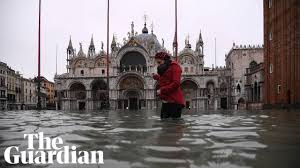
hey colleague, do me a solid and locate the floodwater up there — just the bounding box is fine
[0,109,300,168]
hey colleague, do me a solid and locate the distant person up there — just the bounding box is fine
[153,52,185,119]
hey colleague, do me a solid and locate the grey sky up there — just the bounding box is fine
[0,0,263,81]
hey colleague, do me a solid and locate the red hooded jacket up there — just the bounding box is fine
[153,61,185,106]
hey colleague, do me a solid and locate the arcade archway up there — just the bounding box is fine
[91,79,107,110]
[69,82,86,110]
[181,80,198,109]
[120,51,147,73]
[118,76,145,110]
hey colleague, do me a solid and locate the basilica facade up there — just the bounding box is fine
[54,22,231,111]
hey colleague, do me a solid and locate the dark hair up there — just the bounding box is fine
[155,52,171,60]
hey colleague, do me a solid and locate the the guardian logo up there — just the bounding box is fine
[4,132,104,164]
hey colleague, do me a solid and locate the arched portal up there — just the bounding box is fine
[118,76,145,110]
[238,98,246,110]
[220,82,228,109]
[206,80,216,110]
[120,51,147,72]
[69,82,86,110]
[91,79,107,110]
[181,80,198,109]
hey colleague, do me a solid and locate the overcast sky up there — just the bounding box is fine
[0,0,263,81]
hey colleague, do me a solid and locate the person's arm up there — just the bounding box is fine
[160,64,181,95]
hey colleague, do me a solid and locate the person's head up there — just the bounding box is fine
[155,52,171,65]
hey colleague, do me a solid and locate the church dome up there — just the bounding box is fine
[135,33,162,52]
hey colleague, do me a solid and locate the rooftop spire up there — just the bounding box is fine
[131,21,135,37]
[89,35,95,47]
[198,30,203,43]
[68,36,73,49]
[112,34,116,44]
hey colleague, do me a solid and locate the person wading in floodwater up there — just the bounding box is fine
[153,52,185,119]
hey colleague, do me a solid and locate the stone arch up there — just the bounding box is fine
[119,51,147,72]
[118,76,144,90]
[117,46,150,66]
[220,82,227,94]
[72,57,88,68]
[249,60,258,68]
[90,79,108,110]
[116,74,146,110]
[206,80,216,109]
[115,73,147,90]
[181,79,199,109]
[237,98,246,110]
[94,56,107,67]
[179,54,197,65]
[181,78,200,88]
[206,80,215,88]
[69,82,86,100]
[90,79,107,90]
[68,81,86,91]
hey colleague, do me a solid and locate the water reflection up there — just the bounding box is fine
[0,109,299,168]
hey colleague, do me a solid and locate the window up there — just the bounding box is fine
[236,84,241,93]
[184,67,189,73]
[269,0,272,8]
[269,64,273,74]
[269,31,273,41]
[80,70,84,75]
[102,69,105,75]
[277,85,281,94]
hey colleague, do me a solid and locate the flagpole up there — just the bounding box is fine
[37,0,42,110]
[175,0,178,61]
[106,0,110,108]
[215,37,217,67]
[56,44,58,75]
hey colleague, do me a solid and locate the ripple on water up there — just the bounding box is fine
[143,145,190,152]
[206,131,259,138]
[106,127,162,133]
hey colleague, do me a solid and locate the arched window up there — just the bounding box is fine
[249,61,258,69]
[80,70,84,76]
[236,84,241,93]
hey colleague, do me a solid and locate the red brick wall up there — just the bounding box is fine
[264,0,300,106]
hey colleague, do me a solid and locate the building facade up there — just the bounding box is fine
[22,78,37,109]
[245,62,264,110]
[38,76,55,108]
[6,67,17,110]
[0,62,7,110]
[225,43,264,109]
[264,0,300,107]
[55,22,231,111]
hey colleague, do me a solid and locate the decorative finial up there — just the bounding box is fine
[143,14,148,24]
[162,38,165,48]
[79,43,82,50]
[185,35,191,48]
[131,21,134,37]
[150,21,154,34]
[101,41,104,50]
